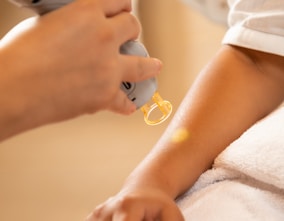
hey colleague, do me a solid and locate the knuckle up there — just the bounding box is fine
[97,26,116,44]
[98,28,115,44]
[86,204,106,220]
[115,195,135,211]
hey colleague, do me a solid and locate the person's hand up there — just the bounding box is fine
[86,188,184,221]
[0,0,162,140]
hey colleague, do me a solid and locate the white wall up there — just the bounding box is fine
[0,1,226,221]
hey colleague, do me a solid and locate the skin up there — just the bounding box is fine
[0,0,162,141]
[86,45,284,221]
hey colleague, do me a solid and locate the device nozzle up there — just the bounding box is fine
[140,92,172,126]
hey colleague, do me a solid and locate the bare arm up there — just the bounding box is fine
[123,45,284,197]
[87,45,284,221]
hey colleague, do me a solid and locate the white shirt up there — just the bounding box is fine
[182,0,284,56]
[223,0,284,56]
[181,0,229,25]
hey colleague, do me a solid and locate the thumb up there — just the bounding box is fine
[108,90,136,115]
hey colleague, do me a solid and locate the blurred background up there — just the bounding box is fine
[0,0,226,220]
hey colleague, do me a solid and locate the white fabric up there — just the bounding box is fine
[223,0,284,56]
[181,0,229,25]
[177,106,284,220]
[182,0,284,56]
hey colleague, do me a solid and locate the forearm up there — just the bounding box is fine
[0,45,51,141]
[121,45,284,199]
[0,25,68,141]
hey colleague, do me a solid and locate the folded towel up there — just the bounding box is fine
[215,106,284,190]
[177,106,284,220]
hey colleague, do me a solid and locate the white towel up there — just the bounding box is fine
[177,106,284,220]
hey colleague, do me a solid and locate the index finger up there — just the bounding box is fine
[119,41,163,82]
[119,56,163,83]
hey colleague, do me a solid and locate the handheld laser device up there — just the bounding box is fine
[9,0,173,125]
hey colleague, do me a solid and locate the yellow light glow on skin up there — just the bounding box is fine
[171,128,190,143]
